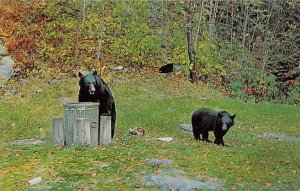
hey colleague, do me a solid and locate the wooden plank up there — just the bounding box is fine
[74,118,91,145]
[99,116,111,145]
[90,120,99,146]
[52,117,65,146]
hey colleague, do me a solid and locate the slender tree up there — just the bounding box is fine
[186,0,197,83]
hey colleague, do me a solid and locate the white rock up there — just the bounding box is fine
[157,137,173,142]
[0,64,13,80]
[114,66,124,71]
[0,45,8,56]
[1,56,14,65]
[28,177,43,186]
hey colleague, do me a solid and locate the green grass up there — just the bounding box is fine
[0,72,299,191]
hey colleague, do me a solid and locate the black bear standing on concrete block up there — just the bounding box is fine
[78,71,116,138]
[191,107,236,146]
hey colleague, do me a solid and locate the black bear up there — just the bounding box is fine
[159,63,174,73]
[191,107,236,146]
[159,63,181,73]
[78,71,116,138]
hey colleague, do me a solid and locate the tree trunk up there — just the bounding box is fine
[187,1,197,83]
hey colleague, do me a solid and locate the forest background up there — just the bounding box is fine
[0,0,299,104]
[0,1,300,191]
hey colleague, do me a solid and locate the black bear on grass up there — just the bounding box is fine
[191,107,236,146]
[159,63,181,73]
[78,71,116,138]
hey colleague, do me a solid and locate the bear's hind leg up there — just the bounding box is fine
[192,126,201,141]
[202,131,212,143]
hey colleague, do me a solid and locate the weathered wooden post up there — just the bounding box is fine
[73,118,91,145]
[99,116,111,145]
[52,117,65,146]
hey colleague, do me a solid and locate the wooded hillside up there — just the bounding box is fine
[0,0,299,104]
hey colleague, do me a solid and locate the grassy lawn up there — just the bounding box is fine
[0,72,299,191]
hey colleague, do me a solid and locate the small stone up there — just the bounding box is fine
[157,137,173,142]
[258,133,300,143]
[94,161,110,169]
[114,66,124,71]
[49,79,61,84]
[1,56,14,65]
[114,66,128,72]
[13,67,21,77]
[146,159,173,166]
[0,45,8,56]
[0,64,13,80]
[167,108,174,113]
[19,79,28,84]
[0,82,5,89]
[12,139,46,145]
[178,124,193,132]
[28,177,43,186]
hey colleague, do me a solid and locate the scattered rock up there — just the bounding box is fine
[49,79,61,85]
[197,175,224,190]
[258,133,300,143]
[157,137,173,142]
[146,159,173,166]
[19,79,28,84]
[0,64,13,80]
[10,87,20,94]
[1,56,14,65]
[114,66,128,72]
[13,67,21,77]
[129,128,145,136]
[11,139,46,145]
[144,173,224,191]
[0,44,8,56]
[33,88,43,94]
[143,159,224,191]
[178,124,193,132]
[158,168,185,175]
[145,174,201,191]
[94,162,110,169]
[114,66,124,71]
[0,82,5,89]
[28,177,43,187]
[166,107,175,113]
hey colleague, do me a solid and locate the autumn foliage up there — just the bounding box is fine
[0,1,299,104]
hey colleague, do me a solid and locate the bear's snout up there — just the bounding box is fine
[221,123,227,131]
[89,85,96,95]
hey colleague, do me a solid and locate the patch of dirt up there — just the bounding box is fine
[11,139,46,145]
[258,133,300,143]
[142,159,224,191]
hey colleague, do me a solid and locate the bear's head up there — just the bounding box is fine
[218,111,236,131]
[78,71,98,95]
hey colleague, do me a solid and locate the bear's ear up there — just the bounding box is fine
[218,112,223,118]
[78,72,83,77]
[231,114,236,119]
[93,71,98,76]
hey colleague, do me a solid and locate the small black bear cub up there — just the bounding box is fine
[159,63,181,73]
[159,63,174,73]
[78,71,116,138]
[191,107,236,146]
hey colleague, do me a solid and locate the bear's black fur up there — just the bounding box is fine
[159,63,181,73]
[191,107,236,146]
[159,63,174,73]
[78,71,116,138]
